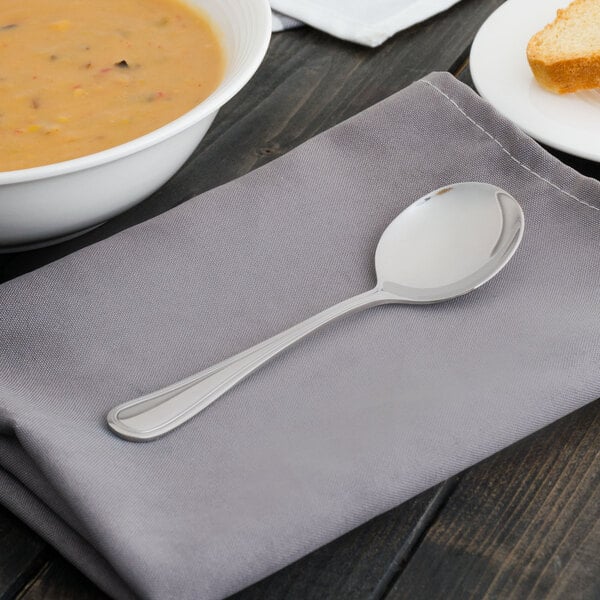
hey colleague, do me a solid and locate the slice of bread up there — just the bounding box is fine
[527,0,600,94]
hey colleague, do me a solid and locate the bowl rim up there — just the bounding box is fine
[0,0,272,185]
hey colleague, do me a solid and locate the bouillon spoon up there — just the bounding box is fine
[108,182,524,441]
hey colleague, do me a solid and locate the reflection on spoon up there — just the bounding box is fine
[107,182,524,441]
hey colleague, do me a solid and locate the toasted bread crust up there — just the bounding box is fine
[528,52,600,94]
[526,0,600,94]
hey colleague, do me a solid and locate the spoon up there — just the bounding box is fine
[107,182,524,441]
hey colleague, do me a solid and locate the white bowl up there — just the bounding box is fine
[0,0,271,251]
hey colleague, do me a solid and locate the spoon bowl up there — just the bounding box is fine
[376,182,524,302]
[108,182,524,441]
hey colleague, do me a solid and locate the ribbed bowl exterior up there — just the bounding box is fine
[192,0,271,107]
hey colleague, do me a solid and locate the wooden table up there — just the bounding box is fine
[1,1,599,598]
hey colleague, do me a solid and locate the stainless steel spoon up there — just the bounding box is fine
[107,182,524,441]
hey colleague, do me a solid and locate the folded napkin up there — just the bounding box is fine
[2,72,600,600]
[271,0,462,46]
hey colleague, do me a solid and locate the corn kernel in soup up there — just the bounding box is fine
[0,0,225,171]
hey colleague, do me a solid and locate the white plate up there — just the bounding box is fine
[471,0,600,162]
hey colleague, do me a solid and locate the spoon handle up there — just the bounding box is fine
[107,288,394,441]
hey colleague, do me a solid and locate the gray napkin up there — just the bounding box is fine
[2,72,600,600]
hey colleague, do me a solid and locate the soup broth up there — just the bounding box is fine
[0,0,225,171]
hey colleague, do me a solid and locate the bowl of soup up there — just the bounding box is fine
[0,0,271,250]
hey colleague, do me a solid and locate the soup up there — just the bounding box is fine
[0,0,225,171]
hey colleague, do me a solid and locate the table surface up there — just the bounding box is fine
[1,1,599,598]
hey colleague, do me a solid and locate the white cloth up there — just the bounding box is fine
[270,0,462,47]
[271,10,303,32]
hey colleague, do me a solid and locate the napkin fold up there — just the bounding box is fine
[2,72,600,600]
[270,0,462,46]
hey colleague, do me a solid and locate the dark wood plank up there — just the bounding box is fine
[10,2,596,600]
[0,506,47,600]
[228,482,456,600]
[0,0,505,285]
[395,63,600,600]
[17,555,108,600]
[385,399,600,600]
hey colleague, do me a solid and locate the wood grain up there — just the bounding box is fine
[386,400,600,600]
[229,482,457,600]
[0,0,505,284]
[0,507,46,600]
[1,1,598,599]
[16,557,108,600]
